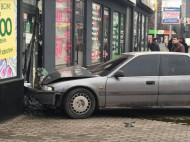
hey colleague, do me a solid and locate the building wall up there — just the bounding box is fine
[0,0,24,121]
[0,79,24,121]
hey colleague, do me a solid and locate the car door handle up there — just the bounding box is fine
[146,81,155,85]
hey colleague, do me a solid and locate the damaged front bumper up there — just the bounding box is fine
[24,87,63,107]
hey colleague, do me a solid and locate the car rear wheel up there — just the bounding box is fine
[64,88,95,119]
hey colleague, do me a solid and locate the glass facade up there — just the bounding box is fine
[75,0,85,66]
[112,12,125,59]
[91,3,102,63]
[120,14,125,54]
[112,12,119,59]
[133,11,148,52]
[103,8,109,62]
[23,0,36,5]
[0,0,17,80]
[55,0,73,67]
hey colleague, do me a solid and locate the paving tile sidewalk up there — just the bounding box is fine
[0,114,190,142]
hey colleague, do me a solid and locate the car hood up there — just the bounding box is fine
[42,66,95,85]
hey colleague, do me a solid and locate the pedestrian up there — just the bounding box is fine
[179,37,189,53]
[172,36,185,53]
[167,38,173,51]
[149,38,160,51]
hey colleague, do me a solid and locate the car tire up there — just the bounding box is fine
[64,88,95,119]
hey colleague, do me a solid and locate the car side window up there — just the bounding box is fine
[120,55,159,76]
[184,56,190,75]
[161,55,188,76]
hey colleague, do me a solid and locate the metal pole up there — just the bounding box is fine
[169,24,172,39]
[154,10,157,38]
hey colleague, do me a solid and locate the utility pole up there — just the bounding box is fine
[154,0,157,38]
[181,0,186,38]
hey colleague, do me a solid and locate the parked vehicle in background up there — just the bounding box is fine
[35,52,190,119]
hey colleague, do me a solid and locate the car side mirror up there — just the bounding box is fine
[114,70,124,78]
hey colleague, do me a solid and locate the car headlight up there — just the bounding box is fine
[42,85,54,91]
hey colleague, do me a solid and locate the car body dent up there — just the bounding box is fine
[46,76,108,107]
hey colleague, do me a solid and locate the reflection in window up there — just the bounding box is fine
[112,12,125,59]
[121,55,159,76]
[133,11,138,51]
[145,17,149,51]
[161,55,188,76]
[75,0,84,66]
[55,0,73,67]
[112,12,119,59]
[141,15,145,51]
[138,13,141,51]
[103,8,110,62]
[120,14,125,54]
[92,3,102,63]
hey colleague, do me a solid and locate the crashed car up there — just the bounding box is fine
[37,52,190,119]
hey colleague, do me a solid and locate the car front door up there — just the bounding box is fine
[106,55,159,107]
[158,55,190,106]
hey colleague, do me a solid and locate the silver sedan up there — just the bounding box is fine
[38,52,190,119]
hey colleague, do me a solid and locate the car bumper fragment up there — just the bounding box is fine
[25,87,61,106]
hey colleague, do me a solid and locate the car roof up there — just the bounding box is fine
[122,52,190,57]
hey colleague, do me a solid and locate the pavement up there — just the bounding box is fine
[1,109,190,142]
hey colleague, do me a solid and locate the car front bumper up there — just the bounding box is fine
[25,87,62,106]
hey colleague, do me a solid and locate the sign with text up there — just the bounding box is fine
[162,8,180,24]
[0,0,16,60]
[162,0,181,8]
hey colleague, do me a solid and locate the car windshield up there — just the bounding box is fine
[91,55,133,76]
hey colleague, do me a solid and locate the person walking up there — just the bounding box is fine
[149,38,160,51]
[179,37,189,53]
[172,37,185,53]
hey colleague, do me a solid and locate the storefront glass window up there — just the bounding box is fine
[138,13,141,51]
[133,11,138,51]
[55,0,73,67]
[92,3,102,63]
[103,8,109,62]
[112,12,119,59]
[120,14,125,54]
[23,0,36,5]
[75,0,84,66]
[0,0,17,80]
[141,14,145,51]
[145,17,149,51]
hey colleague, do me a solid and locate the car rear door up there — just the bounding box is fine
[106,55,159,107]
[158,55,190,106]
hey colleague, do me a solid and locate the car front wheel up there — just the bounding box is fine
[64,88,95,119]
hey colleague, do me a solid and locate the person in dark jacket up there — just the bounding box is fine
[179,37,189,53]
[172,37,185,52]
[149,38,160,51]
[167,38,174,51]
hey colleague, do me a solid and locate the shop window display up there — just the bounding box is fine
[141,15,145,51]
[133,11,138,51]
[112,12,125,59]
[91,3,102,63]
[75,0,84,66]
[120,14,125,54]
[103,8,110,62]
[55,0,73,67]
[112,12,119,59]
